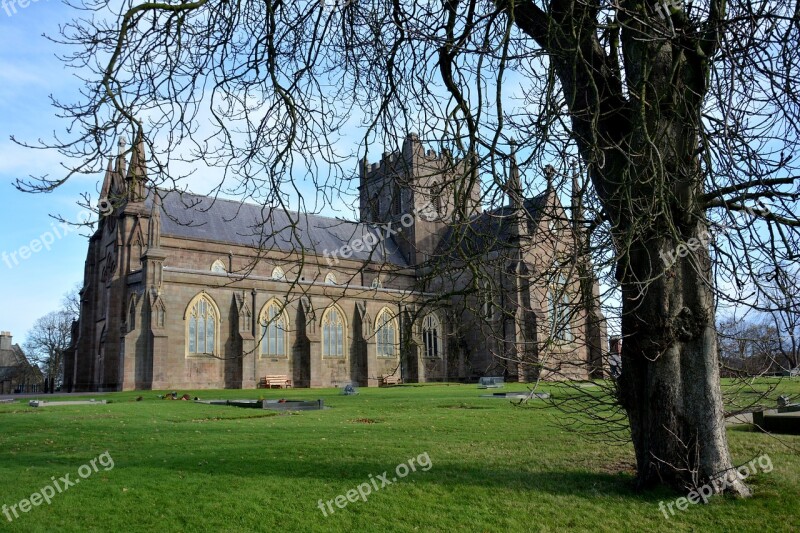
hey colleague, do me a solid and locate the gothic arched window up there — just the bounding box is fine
[422,314,441,358]
[322,305,346,357]
[548,274,573,342]
[431,181,442,215]
[370,193,380,221]
[375,308,398,357]
[260,300,288,357]
[483,280,494,321]
[392,183,402,215]
[186,294,219,356]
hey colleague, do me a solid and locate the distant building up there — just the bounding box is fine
[0,332,44,394]
[66,133,608,391]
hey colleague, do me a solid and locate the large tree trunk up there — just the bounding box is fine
[508,1,749,494]
[616,224,750,495]
[606,27,751,491]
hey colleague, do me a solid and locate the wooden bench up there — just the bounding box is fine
[381,375,402,386]
[259,375,292,389]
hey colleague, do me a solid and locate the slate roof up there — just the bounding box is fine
[0,344,39,382]
[0,344,24,367]
[146,190,409,267]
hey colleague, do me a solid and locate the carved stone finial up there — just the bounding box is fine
[148,193,162,249]
[508,140,522,204]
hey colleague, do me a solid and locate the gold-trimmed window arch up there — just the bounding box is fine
[185,293,220,356]
[322,304,347,358]
[259,299,289,358]
[375,307,398,357]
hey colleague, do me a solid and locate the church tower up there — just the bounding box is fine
[70,127,154,391]
[126,127,148,203]
[358,133,482,265]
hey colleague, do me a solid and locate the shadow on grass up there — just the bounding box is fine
[0,450,658,503]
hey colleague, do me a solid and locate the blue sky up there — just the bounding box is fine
[0,1,609,343]
[0,2,369,342]
[0,1,98,342]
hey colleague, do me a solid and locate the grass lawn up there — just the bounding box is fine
[0,381,798,532]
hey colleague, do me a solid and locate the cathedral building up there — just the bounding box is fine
[64,133,607,391]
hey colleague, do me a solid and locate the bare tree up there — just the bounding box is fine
[718,318,779,374]
[14,0,800,496]
[719,315,799,376]
[61,283,82,321]
[765,277,800,372]
[24,310,73,388]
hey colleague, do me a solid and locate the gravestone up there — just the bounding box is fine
[478,376,504,389]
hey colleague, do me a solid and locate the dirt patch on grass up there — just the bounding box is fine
[0,409,45,415]
[180,413,280,423]
[351,418,380,424]
[439,403,490,410]
[594,459,637,476]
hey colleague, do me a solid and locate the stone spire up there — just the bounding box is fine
[147,193,162,250]
[507,140,523,208]
[100,157,114,200]
[116,136,128,181]
[544,164,556,194]
[127,126,147,202]
[570,163,583,234]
